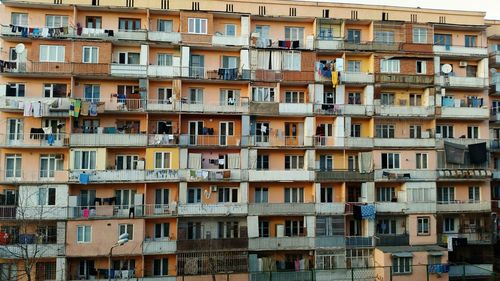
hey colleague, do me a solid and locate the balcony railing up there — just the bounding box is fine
[0,243,64,258]
[343,40,400,51]
[177,238,248,251]
[248,170,315,181]
[179,134,241,146]
[68,169,180,183]
[115,29,147,40]
[147,31,181,43]
[248,203,315,215]
[438,233,492,245]
[436,169,491,179]
[250,70,315,83]
[182,66,250,81]
[345,236,374,248]
[110,64,147,77]
[3,62,110,76]
[148,99,249,113]
[315,236,346,248]
[177,203,247,216]
[142,239,176,255]
[315,203,345,214]
[436,201,491,212]
[0,97,70,113]
[374,234,409,246]
[376,74,434,85]
[375,104,434,117]
[315,170,374,181]
[373,138,436,148]
[0,133,68,147]
[315,38,344,50]
[0,170,68,183]
[147,65,181,78]
[249,236,315,250]
[433,45,488,56]
[342,72,374,84]
[375,169,438,181]
[436,75,489,88]
[313,104,374,116]
[69,133,147,146]
[212,35,249,46]
[148,134,178,146]
[246,135,304,147]
[182,169,243,181]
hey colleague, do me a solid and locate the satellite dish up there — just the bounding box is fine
[15,43,25,54]
[441,64,452,74]
[491,68,497,74]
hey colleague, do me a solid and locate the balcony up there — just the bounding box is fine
[177,203,247,216]
[68,169,180,183]
[0,243,64,258]
[279,103,313,115]
[440,105,489,119]
[143,239,176,255]
[177,238,248,251]
[314,104,373,116]
[151,99,249,113]
[147,31,181,43]
[110,64,147,77]
[182,169,243,182]
[315,170,374,182]
[490,72,500,92]
[248,203,315,215]
[374,234,409,246]
[148,134,178,146]
[342,72,374,84]
[344,137,374,148]
[0,97,71,115]
[182,67,250,81]
[315,38,344,50]
[436,201,491,212]
[375,202,407,213]
[490,50,500,67]
[212,35,249,47]
[374,169,437,181]
[345,236,374,248]
[246,135,305,147]
[436,169,491,180]
[115,29,147,41]
[436,138,489,148]
[343,41,400,52]
[249,236,314,251]
[376,74,434,87]
[375,105,434,117]
[250,70,315,83]
[251,271,314,281]
[315,203,345,214]
[0,133,68,148]
[436,75,489,89]
[438,233,492,246]
[2,62,109,77]
[449,264,493,279]
[147,65,180,78]
[16,205,67,220]
[315,236,346,248]
[373,138,436,148]
[0,170,68,184]
[252,37,312,50]
[248,170,314,181]
[179,135,241,146]
[67,204,160,219]
[69,133,147,147]
[433,45,488,57]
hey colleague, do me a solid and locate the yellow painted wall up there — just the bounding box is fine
[145,147,180,170]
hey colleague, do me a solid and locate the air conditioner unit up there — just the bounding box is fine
[210,185,218,192]
[459,61,468,67]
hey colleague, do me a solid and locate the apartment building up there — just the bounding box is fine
[0,0,498,280]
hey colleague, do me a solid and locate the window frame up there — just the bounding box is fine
[118,224,134,240]
[82,46,99,64]
[77,225,92,243]
[188,18,208,34]
[39,45,65,62]
[412,27,427,44]
[417,216,430,236]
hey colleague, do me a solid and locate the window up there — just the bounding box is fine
[256,155,269,170]
[115,189,136,209]
[319,155,333,171]
[187,222,202,240]
[119,224,133,240]
[118,52,140,64]
[188,18,208,34]
[466,65,477,77]
[189,88,203,104]
[285,220,304,236]
[77,226,91,243]
[221,56,239,69]
[320,187,333,203]
[413,27,427,43]
[377,187,395,202]
[381,93,395,105]
[438,187,455,203]
[40,154,63,178]
[158,88,173,104]
[380,59,400,73]
[218,221,239,238]
[82,46,98,63]
[153,258,168,276]
[417,217,430,235]
[409,94,422,106]
[416,60,426,74]
[119,18,141,30]
[377,219,396,234]
[255,25,270,39]
[285,91,304,103]
[259,220,269,237]
[434,34,451,45]
[218,187,238,203]
[155,189,169,207]
[6,83,25,97]
[116,155,138,170]
[348,155,358,171]
[11,13,28,26]
[252,87,275,102]
[348,92,361,104]
[5,154,22,178]
[157,19,173,32]
[44,84,66,98]
[428,255,441,266]
[285,155,304,170]
[187,188,201,204]
[154,152,171,169]
[410,125,422,139]
[38,187,56,206]
[376,124,395,138]
[416,153,428,169]
[375,31,394,43]
[467,126,479,139]
[157,53,173,66]
[85,16,102,28]
[255,188,268,203]
[283,51,301,71]
[465,35,477,47]
[45,15,68,28]
[284,187,304,203]
[285,26,304,42]
[393,257,412,274]
[39,45,65,62]
[73,150,96,170]
[381,153,400,169]
[347,60,361,72]
[351,124,361,137]
[436,125,454,138]
[225,24,236,36]
[79,260,95,279]
[347,29,361,43]
[468,186,480,203]
[443,217,455,233]
[84,84,100,102]
[154,223,170,239]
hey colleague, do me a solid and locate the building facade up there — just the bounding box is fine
[0,0,498,280]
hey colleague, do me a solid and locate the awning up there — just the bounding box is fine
[428,251,444,256]
[392,252,413,257]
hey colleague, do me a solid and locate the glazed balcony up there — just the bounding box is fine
[177,203,247,216]
[0,97,71,114]
[147,31,181,43]
[142,239,176,255]
[436,201,491,212]
[315,170,374,182]
[249,236,314,251]
[433,45,488,57]
[375,74,434,86]
[179,134,241,146]
[68,169,180,183]
[251,36,314,50]
[110,64,147,77]
[374,234,409,246]
[436,75,489,89]
[490,49,500,67]
[69,133,147,147]
[248,170,314,181]
[374,105,434,117]
[248,203,315,215]
[246,135,304,147]
[0,133,68,148]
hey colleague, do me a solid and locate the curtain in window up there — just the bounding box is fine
[188,153,202,169]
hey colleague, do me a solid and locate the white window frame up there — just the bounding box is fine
[38,187,56,206]
[6,83,25,97]
[393,257,412,274]
[285,155,304,170]
[157,53,173,66]
[45,15,68,28]
[380,59,400,73]
[377,187,395,202]
[467,126,479,139]
[154,152,171,169]
[252,87,275,102]
[5,154,22,178]
[283,51,301,71]
[115,155,139,170]
[438,187,455,203]
[416,60,426,74]
[375,124,395,138]
[416,153,428,169]
[285,26,304,42]
[284,188,305,203]
[77,225,91,243]
[39,45,65,62]
[381,153,400,169]
[254,187,268,203]
[11,13,28,26]
[285,91,305,103]
[375,31,395,43]
[468,186,480,203]
[347,60,361,72]
[73,150,97,170]
[40,154,64,178]
[417,217,430,235]
[436,125,454,138]
[187,187,201,204]
[82,46,99,63]
[413,27,428,44]
[118,224,133,240]
[188,18,208,34]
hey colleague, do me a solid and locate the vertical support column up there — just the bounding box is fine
[335,116,345,146]
[179,148,188,169]
[304,116,314,146]
[305,149,315,170]
[179,182,187,204]
[181,46,190,77]
[56,221,66,281]
[305,216,316,237]
[335,85,345,105]
[314,84,324,105]
[239,182,248,203]
[140,44,149,65]
[56,257,66,281]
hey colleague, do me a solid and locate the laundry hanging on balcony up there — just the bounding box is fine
[360,204,376,220]
[444,141,466,164]
[7,24,70,38]
[0,60,16,72]
[358,152,374,173]
[468,142,487,164]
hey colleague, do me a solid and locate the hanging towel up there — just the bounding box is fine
[468,142,487,164]
[32,102,42,117]
[444,141,466,165]
[360,204,376,220]
[332,71,339,88]
[358,152,373,173]
[82,208,90,218]
[23,102,32,116]
[42,127,52,134]
[80,101,90,116]
[89,103,98,116]
[41,27,49,38]
[47,134,55,145]
[73,99,81,117]
[79,173,90,184]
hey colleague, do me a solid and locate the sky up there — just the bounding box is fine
[302,0,500,20]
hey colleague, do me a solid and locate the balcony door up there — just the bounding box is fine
[190,55,204,78]
[188,121,203,145]
[219,121,234,146]
[7,118,23,144]
[285,122,302,146]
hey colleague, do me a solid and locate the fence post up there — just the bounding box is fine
[462,264,466,281]
[426,265,429,281]
[351,268,354,281]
